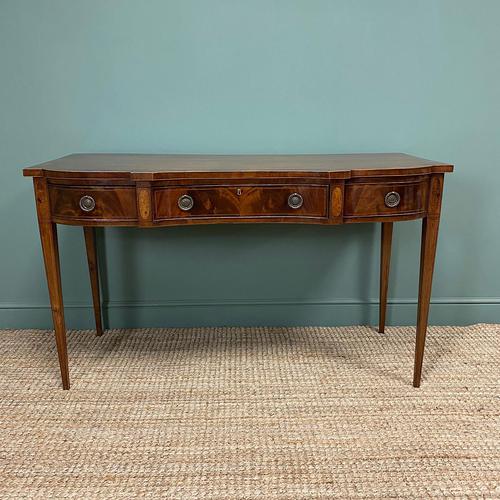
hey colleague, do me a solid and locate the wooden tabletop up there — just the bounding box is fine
[23,153,453,179]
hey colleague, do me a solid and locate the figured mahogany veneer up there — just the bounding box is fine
[49,185,138,225]
[154,185,329,221]
[23,153,453,390]
[344,177,428,220]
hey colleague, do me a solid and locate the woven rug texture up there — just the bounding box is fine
[0,324,499,499]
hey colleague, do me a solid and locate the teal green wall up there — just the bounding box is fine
[1,0,499,328]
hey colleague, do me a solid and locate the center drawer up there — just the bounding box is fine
[154,185,329,220]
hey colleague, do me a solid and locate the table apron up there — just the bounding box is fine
[45,176,432,227]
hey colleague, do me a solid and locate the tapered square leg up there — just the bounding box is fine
[413,174,444,387]
[413,217,440,387]
[83,227,103,336]
[379,222,393,333]
[34,178,69,389]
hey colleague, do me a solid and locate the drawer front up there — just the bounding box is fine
[154,185,329,220]
[49,186,137,222]
[344,180,428,218]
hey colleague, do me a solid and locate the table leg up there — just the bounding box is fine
[33,178,69,389]
[83,227,103,336]
[413,216,440,387]
[379,221,393,333]
[38,221,70,389]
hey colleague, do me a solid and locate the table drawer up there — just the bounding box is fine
[49,186,137,222]
[344,180,428,218]
[154,185,329,220]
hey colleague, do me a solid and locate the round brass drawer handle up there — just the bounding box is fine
[79,195,96,212]
[384,191,401,208]
[178,194,194,211]
[288,192,303,209]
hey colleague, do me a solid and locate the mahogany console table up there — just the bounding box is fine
[24,153,453,389]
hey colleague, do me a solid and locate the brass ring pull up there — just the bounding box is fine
[178,194,194,211]
[79,195,96,212]
[384,191,401,208]
[288,193,303,209]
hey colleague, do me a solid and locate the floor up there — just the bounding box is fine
[0,324,499,498]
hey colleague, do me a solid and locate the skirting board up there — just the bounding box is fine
[0,298,499,329]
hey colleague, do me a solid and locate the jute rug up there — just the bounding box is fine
[0,324,498,499]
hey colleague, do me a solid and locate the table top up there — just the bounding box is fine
[23,153,453,179]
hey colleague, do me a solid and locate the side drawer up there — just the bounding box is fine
[344,179,428,218]
[49,185,137,223]
[154,185,329,220]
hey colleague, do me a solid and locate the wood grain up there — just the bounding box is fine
[344,179,428,218]
[154,185,328,220]
[34,178,70,389]
[83,227,103,337]
[331,185,343,217]
[413,174,445,387]
[49,185,137,224]
[379,222,393,334]
[23,153,454,180]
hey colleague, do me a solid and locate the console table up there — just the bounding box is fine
[24,153,453,389]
